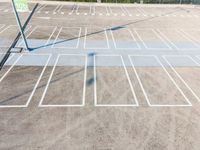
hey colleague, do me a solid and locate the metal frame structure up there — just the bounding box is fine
[11,0,30,51]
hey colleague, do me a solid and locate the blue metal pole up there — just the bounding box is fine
[11,0,30,51]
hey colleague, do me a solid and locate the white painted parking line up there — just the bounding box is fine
[57,5,63,13]
[69,4,77,15]
[122,6,132,16]
[157,29,199,50]
[92,5,95,15]
[59,5,74,14]
[120,6,126,16]
[37,4,47,13]
[39,54,87,107]
[180,29,200,46]
[53,4,61,13]
[52,27,81,49]
[108,6,114,15]
[136,7,147,16]
[75,5,80,15]
[17,25,38,46]
[134,29,171,50]
[0,54,51,108]
[0,25,14,35]
[124,7,141,17]
[89,5,92,15]
[111,28,140,49]
[163,55,200,103]
[94,55,138,107]
[84,27,109,49]
[0,24,5,32]
[109,6,124,16]
[105,6,110,16]
[129,55,192,107]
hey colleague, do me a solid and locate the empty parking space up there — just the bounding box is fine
[94,55,138,106]
[111,28,140,49]
[140,7,177,16]
[121,6,141,16]
[129,55,192,106]
[77,5,90,15]
[0,25,19,47]
[157,29,199,50]
[18,26,56,48]
[51,27,81,49]
[40,5,58,14]
[90,5,95,15]
[169,7,193,17]
[0,53,14,77]
[109,6,125,16]
[135,29,171,49]
[36,4,47,13]
[84,27,109,49]
[39,54,87,107]
[59,5,74,14]
[180,29,200,46]
[68,4,78,15]
[95,6,107,16]
[0,54,50,107]
[163,55,200,102]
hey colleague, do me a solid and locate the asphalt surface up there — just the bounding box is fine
[1,1,200,150]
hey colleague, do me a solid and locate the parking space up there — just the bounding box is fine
[0,54,50,107]
[51,27,81,49]
[68,4,78,15]
[129,55,192,106]
[163,55,200,102]
[76,5,90,15]
[180,29,200,45]
[111,28,140,49]
[94,55,138,106]
[17,26,56,48]
[84,27,109,49]
[94,6,108,16]
[39,54,87,107]
[59,5,74,14]
[157,29,199,50]
[135,29,171,49]
[108,6,125,16]
[0,25,19,48]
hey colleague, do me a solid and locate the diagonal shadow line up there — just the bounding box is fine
[30,6,188,50]
[0,67,84,105]
[0,3,39,70]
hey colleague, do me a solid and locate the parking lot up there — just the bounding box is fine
[1,1,200,149]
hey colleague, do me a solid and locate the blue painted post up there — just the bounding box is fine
[11,0,30,51]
